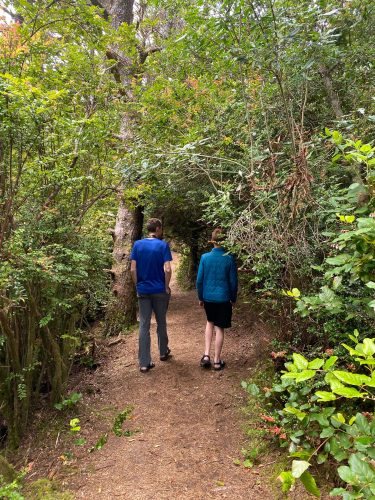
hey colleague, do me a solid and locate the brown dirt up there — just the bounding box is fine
[20,258,287,499]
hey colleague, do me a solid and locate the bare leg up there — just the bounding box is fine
[214,327,224,363]
[204,321,214,356]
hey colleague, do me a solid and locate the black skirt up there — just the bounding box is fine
[203,301,232,329]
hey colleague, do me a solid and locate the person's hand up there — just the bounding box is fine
[166,286,171,295]
[231,301,236,307]
[199,301,204,307]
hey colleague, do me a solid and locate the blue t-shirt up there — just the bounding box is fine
[130,238,173,294]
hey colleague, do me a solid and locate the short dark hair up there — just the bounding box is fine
[146,218,162,233]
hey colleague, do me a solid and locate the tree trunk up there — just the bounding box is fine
[95,0,143,333]
[105,197,143,335]
[319,64,343,120]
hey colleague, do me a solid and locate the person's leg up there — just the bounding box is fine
[138,295,153,368]
[152,293,170,357]
[199,321,214,367]
[214,326,225,364]
[204,321,214,356]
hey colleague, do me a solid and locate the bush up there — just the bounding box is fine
[245,332,375,498]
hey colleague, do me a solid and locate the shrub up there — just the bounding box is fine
[247,332,375,498]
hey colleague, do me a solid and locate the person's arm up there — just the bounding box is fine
[130,260,137,285]
[229,256,238,304]
[163,243,173,293]
[196,257,204,306]
[164,261,172,293]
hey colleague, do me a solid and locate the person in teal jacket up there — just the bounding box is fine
[196,228,238,370]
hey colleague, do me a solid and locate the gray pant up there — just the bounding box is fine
[138,293,170,367]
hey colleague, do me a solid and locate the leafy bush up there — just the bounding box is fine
[248,332,375,498]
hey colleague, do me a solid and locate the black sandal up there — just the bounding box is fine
[160,348,172,361]
[213,360,226,371]
[140,362,155,373]
[200,355,211,369]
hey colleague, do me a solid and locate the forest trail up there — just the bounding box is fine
[63,257,275,499]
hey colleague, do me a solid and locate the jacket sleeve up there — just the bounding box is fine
[229,256,238,303]
[196,256,205,301]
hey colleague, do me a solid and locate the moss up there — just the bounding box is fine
[24,479,73,499]
[0,455,17,484]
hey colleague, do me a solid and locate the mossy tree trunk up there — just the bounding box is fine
[106,197,143,335]
[97,0,158,333]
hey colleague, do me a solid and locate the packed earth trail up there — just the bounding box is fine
[34,257,278,499]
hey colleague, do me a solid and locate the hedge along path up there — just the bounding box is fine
[69,256,274,499]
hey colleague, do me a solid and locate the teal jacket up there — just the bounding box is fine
[196,247,238,303]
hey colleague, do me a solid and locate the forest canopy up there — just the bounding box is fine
[0,0,374,496]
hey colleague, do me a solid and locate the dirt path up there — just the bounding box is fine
[61,259,275,499]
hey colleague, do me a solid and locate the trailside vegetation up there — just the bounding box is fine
[0,0,374,496]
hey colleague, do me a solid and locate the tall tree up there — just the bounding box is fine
[96,0,144,334]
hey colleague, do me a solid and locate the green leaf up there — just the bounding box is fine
[366,281,375,289]
[278,471,295,493]
[335,413,346,424]
[336,433,352,450]
[317,453,327,464]
[349,453,375,484]
[69,418,80,433]
[330,438,349,461]
[342,344,365,357]
[355,413,371,434]
[330,487,363,498]
[281,372,299,379]
[363,338,375,356]
[315,391,336,402]
[325,372,345,391]
[308,358,324,369]
[243,459,253,468]
[89,433,108,452]
[326,254,350,265]
[292,460,310,478]
[245,383,260,396]
[332,371,371,386]
[324,356,338,370]
[292,353,308,369]
[295,370,316,382]
[320,427,335,438]
[300,471,320,498]
[355,437,374,452]
[283,406,307,421]
[290,451,311,460]
[333,386,363,398]
[74,437,86,446]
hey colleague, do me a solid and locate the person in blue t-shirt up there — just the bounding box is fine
[130,218,173,373]
[196,228,238,371]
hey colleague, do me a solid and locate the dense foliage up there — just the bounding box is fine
[0,0,374,495]
[0,1,126,446]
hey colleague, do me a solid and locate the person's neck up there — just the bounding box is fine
[213,244,222,249]
[148,233,158,239]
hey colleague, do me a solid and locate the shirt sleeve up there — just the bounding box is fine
[130,242,138,261]
[163,242,173,262]
[196,256,205,301]
[229,255,238,303]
